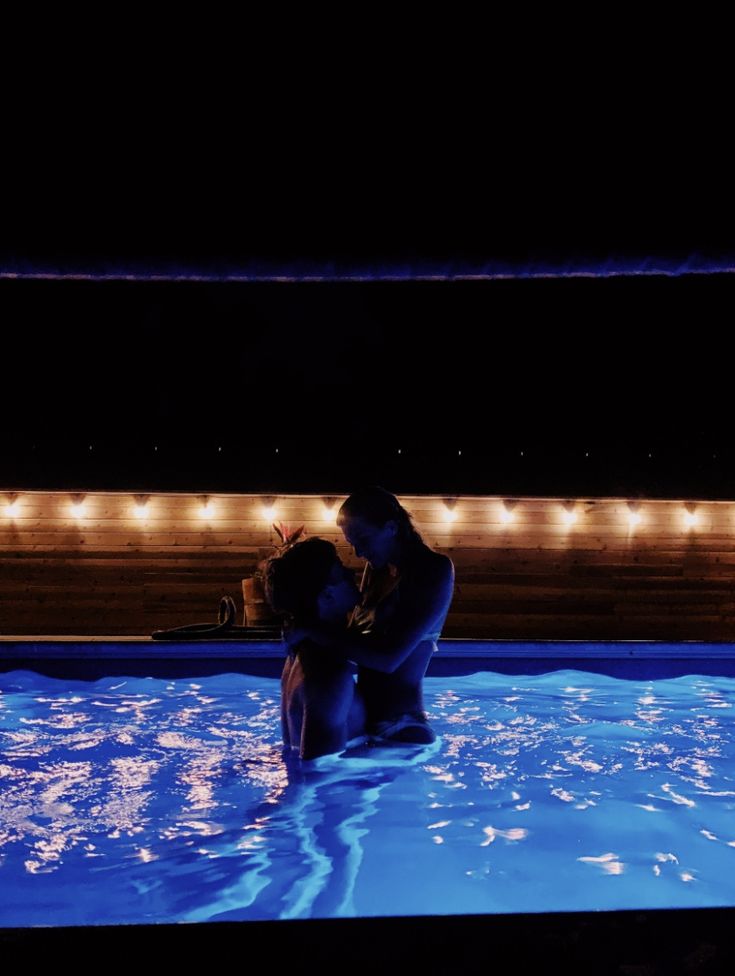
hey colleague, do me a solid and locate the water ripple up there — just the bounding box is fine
[1,667,735,924]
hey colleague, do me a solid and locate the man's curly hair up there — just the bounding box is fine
[264,537,337,622]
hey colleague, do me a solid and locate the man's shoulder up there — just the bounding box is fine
[292,639,319,665]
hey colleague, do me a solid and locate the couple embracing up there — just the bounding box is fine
[265,486,455,760]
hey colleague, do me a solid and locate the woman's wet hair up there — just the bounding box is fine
[264,537,337,621]
[337,485,424,547]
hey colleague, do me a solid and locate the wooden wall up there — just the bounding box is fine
[1,492,734,639]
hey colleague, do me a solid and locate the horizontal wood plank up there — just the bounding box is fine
[2,491,735,639]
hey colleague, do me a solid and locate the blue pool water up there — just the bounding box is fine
[1,667,735,927]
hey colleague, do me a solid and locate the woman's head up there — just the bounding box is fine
[265,537,359,623]
[337,486,423,569]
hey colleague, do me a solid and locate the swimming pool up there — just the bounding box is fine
[2,639,735,967]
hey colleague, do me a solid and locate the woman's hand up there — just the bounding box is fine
[283,618,344,653]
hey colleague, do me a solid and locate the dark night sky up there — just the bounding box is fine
[2,122,733,496]
[2,269,733,498]
[2,271,731,445]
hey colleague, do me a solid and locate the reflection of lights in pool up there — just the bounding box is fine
[4,663,735,925]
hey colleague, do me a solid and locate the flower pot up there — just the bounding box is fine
[242,576,277,626]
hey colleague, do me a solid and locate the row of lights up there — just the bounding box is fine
[443,503,697,529]
[1,496,709,530]
[3,496,324,524]
[17,445,724,460]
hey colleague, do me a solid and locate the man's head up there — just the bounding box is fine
[265,537,359,623]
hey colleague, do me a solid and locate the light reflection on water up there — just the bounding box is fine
[1,668,735,925]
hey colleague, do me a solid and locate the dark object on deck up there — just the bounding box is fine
[151,596,281,641]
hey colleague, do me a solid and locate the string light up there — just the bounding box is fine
[625,500,643,529]
[12,492,733,543]
[500,503,516,525]
[322,498,338,523]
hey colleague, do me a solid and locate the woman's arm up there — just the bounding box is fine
[287,556,454,674]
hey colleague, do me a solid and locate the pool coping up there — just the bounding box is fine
[2,636,735,659]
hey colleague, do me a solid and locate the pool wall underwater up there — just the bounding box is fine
[4,637,735,680]
[2,637,735,972]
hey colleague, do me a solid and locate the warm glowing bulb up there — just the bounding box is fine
[71,502,87,518]
[628,512,642,528]
[684,512,698,528]
[443,506,458,523]
[500,507,515,525]
[323,505,337,523]
[5,501,19,517]
[134,504,148,519]
[562,510,578,526]
[200,502,214,519]
[263,506,277,522]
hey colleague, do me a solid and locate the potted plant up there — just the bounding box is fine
[242,522,305,625]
